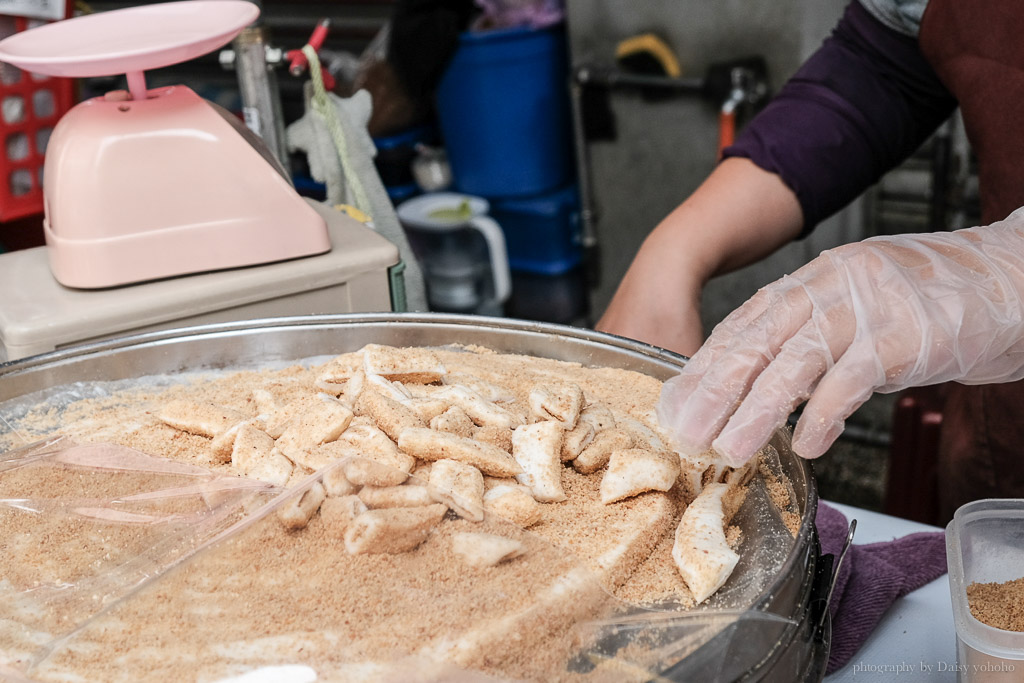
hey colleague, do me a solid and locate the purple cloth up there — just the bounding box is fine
[816,501,947,674]
[724,0,957,235]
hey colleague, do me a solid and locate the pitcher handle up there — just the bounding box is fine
[468,214,512,303]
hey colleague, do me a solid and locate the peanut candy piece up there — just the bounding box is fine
[210,417,267,464]
[320,494,368,538]
[561,402,616,461]
[317,352,365,384]
[275,394,354,466]
[358,484,434,509]
[356,387,425,442]
[344,503,448,554]
[398,427,522,478]
[451,532,526,568]
[434,385,524,430]
[405,396,452,423]
[560,422,595,462]
[277,481,326,530]
[428,459,485,522]
[573,428,634,474]
[323,463,359,497]
[247,449,295,488]
[158,400,246,439]
[430,406,475,438]
[366,373,413,403]
[528,383,584,429]
[362,344,446,384]
[483,485,543,528]
[472,425,513,453]
[600,448,680,504]
[512,421,566,503]
[336,422,416,478]
[672,482,739,603]
[442,373,516,403]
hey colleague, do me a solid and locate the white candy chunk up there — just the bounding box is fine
[405,396,452,423]
[599,448,680,504]
[483,485,543,528]
[366,373,413,402]
[397,427,522,478]
[528,383,584,429]
[230,423,276,473]
[261,395,310,439]
[336,369,366,410]
[317,352,365,384]
[561,422,595,462]
[672,482,740,603]
[561,402,616,462]
[358,485,435,509]
[362,344,446,384]
[322,464,359,497]
[472,425,513,454]
[252,388,278,417]
[247,450,294,487]
[451,532,526,568]
[579,402,616,432]
[277,481,326,530]
[614,414,668,452]
[336,422,416,482]
[275,394,354,465]
[573,428,634,475]
[356,387,425,441]
[430,406,475,438]
[210,417,265,464]
[344,503,448,554]
[512,422,566,503]
[442,373,516,403]
[428,459,485,522]
[158,400,246,439]
[320,494,368,538]
[434,385,525,430]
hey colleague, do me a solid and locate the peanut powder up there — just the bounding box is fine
[968,577,1024,631]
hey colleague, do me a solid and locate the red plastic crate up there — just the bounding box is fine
[0,10,75,222]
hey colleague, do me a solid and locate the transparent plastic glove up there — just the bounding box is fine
[657,209,1024,466]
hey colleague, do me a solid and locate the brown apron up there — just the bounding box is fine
[918,0,1024,521]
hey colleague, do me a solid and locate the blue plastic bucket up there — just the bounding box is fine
[490,183,581,274]
[436,24,573,198]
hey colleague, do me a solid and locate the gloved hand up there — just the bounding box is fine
[657,209,1024,466]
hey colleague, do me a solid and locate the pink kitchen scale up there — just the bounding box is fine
[0,0,330,288]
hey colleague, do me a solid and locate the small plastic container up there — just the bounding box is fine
[946,499,1024,682]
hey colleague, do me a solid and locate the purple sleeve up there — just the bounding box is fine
[723,0,957,235]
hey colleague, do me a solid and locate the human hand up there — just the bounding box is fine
[657,210,1024,466]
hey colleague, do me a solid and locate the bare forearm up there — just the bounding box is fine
[596,158,803,356]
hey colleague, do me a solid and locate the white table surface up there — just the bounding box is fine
[823,501,957,682]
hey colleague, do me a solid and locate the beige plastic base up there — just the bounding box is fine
[0,200,399,362]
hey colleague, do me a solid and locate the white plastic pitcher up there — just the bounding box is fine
[396,192,512,315]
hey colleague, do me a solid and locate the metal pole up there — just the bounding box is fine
[233,23,290,171]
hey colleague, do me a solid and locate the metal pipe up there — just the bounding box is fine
[568,71,600,286]
[233,25,291,170]
[575,64,706,94]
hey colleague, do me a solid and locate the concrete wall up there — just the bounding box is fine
[567,0,861,335]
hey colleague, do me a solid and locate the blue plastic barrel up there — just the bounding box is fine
[436,24,573,198]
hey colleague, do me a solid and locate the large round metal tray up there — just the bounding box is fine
[0,313,828,681]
